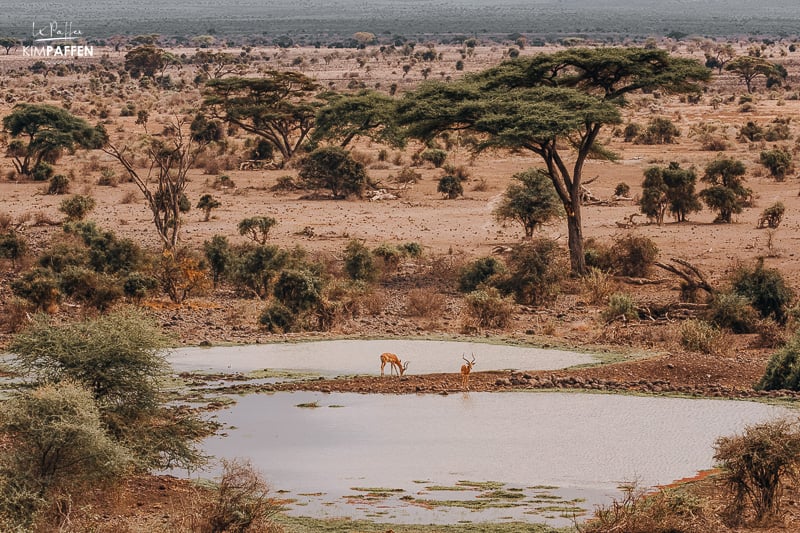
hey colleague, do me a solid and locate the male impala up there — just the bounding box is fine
[461,353,476,390]
[380,352,409,377]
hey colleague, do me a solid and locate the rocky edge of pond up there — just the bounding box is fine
[213,370,800,401]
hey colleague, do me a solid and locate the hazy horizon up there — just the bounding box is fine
[2,0,799,40]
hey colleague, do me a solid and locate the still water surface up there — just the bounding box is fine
[169,339,597,377]
[192,391,794,526]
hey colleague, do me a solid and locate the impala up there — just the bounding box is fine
[461,353,476,390]
[380,352,409,377]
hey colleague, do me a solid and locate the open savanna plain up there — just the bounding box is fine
[4,38,800,531]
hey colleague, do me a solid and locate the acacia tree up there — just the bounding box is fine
[298,146,368,198]
[397,48,709,274]
[700,157,751,223]
[725,56,787,93]
[312,89,401,148]
[640,162,701,224]
[124,45,178,79]
[238,216,277,244]
[3,104,106,177]
[640,167,669,224]
[0,37,19,54]
[103,119,210,249]
[703,42,736,73]
[193,50,247,80]
[494,168,563,237]
[203,73,320,165]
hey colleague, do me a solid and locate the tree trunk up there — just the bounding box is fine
[566,197,586,275]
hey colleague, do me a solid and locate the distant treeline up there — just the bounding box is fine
[2,0,800,45]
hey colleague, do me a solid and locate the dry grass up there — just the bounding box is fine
[582,267,617,305]
[359,289,387,316]
[405,288,446,318]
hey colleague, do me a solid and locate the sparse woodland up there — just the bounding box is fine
[4,33,800,531]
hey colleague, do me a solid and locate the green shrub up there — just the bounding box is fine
[738,121,764,142]
[59,194,96,221]
[622,122,641,142]
[298,146,368,198]
[583,237,614,272]
[603,292,639,322]
[614,182,631,197]
[372,243,404,273]
[700,157,750,224]
[493,168,563,237]
[399,241,423,257]
[758,202,785,229]
[420,148,448,168]
[64,221,143,274]
[759,148,793,180]
[10,267,61,311]
[58,266,123,311]
[0,230,27,267]
[196,193,221,221]
[732,259,794,324]
[122,272,158,301]
[679,319,721,354]
[258,302,295,333]
[493,239,566,305]
[637,117,681,144]
[437,175,463,199]
[0,381,131,529]
[31,162,54,181]
[46,174,70,195]
[757,332,800,390]
[610,234,659,277]
[463,288,514,329]
[237,216,277,244]
[709,292,759,333]
[458,256,506,293]
[203,234,231,287]
[37,239,87,273]
[230,244,289,298]
[273,269,323,313]
[9,310,207,470]
[344,240,377,282]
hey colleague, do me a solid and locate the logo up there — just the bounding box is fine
[22,21,94,57]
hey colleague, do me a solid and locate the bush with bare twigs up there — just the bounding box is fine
[714,419,800,526]
[201,459,282,533]
[578,482,707,533]
[405,288,446,318]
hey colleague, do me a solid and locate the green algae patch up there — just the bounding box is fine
[273,515,572,532]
